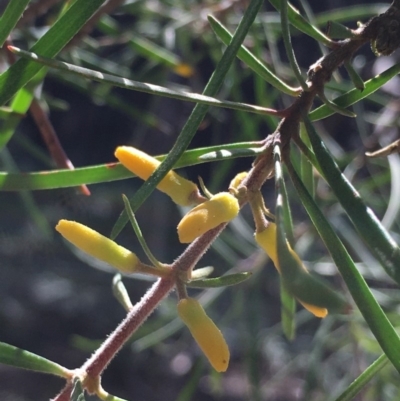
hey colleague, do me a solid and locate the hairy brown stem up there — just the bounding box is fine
[82,277,175,379]
[50,383,74,401]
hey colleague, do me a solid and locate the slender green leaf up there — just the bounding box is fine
[269,0,335,46]
[326,21,356,39]
[9,46,278,117]
[278,154,296,339]
[334,354,389,401]
[0,341,69,377]
[122,194,162,268]
[112,274,133,312]
[314,4,388,26]
[187,272,252,288]
[304,115,400,285]
[207,15,300,96]
[0,0,30,47]
[344,60,365,91]
[300,124,315,197]
[0,0,105,107]
[110,0,265,239]
[317,90,357,117]
[279,280,296,340]
[0,142,263,191]
[0,69,47,149]
[309,63,400,121]
[279,0,308,90]
[287,160,400,374]
[70,378,86,401]
[99,15,188,72]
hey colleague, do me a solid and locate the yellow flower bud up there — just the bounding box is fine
[177,192,240,243]
[115,146,198,206]
[56,220,139,273]
[229,171,248,190]
[177,298,229,372]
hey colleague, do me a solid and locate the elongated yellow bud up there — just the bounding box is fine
[56,220,139,273]
[177,192,240,243]
[115,146,198,206]
[178,298,229,372]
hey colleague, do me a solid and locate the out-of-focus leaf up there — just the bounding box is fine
[304,115,400,286]
[269,0,335,46]
[334,354,389,401]
[0,341,69,377]
[0,0,30,47]
[0,0,105,107]
[287,160,400,374]
[207,15,300,96]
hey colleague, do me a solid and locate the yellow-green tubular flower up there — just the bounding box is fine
[255,223,347,318]
[177,192,240,243]
[56,220,139,273]
[115,146,198,206]
[177,298,229,372]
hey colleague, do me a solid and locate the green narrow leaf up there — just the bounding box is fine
[98,15,190,74]
[269,0,335,46]
[9,46,279,117]
[278,155,296,339]
[110,0,265,239]
[0,142,263,191]
[0,0,106,107]
[309,63,400,121]
[334,354,389,401]
[187,272,252,288]
[70,378,86,401]
[279,280,296,340]
[303,115,400,285]
[207,15,300,96]
[344,60,365,91]
[317,89,357,117]
[314,5,388,26]
[287,160,400,374]
[327,21,356,39]
[0,341,70,377]
[0,68,47,149]
[112,274,133,312]
[122,194,162,268]
[0,0,30,47]
[279,0,308,90]
[300,123,315,197]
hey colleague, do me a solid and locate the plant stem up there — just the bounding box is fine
[82,277,175,378]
